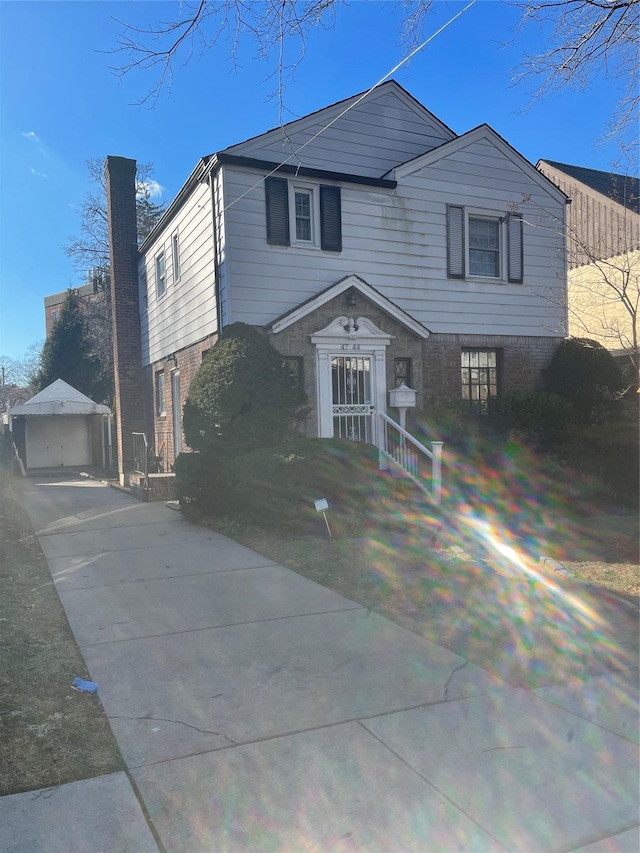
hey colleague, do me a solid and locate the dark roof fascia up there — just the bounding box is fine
[137,155,214,255]
[215,152,397,188]
[538,159,640,213]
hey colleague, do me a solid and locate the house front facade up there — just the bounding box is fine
[105,82,568,479]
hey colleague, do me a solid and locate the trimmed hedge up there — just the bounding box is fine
[176,438,385,532]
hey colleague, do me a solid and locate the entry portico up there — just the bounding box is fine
[269,274,430,445]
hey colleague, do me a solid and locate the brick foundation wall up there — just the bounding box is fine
[423,333,561,406]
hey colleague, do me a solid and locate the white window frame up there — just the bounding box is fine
[139,270,148,314]
[289,182,321,248]
[172,232,180,282]
[466,209,505,281]
[155,370,166,416]
[52,310,58,323]
[156,251,166,298]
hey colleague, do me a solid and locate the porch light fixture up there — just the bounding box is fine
[165,353,177,367]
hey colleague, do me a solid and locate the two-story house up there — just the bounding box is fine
[105,81,568,482]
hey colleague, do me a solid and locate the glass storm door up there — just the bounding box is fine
[331,355,374,442]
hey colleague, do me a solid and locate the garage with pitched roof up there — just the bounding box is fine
[9,379,112,471]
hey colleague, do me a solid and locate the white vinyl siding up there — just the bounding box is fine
[224,85,454,179]
[139,179,218,365]
[221,131,566,338]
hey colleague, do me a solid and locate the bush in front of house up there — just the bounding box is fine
[488,390,574,445]
[182,322,307,454]
[176,438,384,532]
[542,337,626,424]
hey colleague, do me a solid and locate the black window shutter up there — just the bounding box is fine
[320,185,342,252]
[447,204,465,278]
[265,177,290,246]
[507,213,523,283]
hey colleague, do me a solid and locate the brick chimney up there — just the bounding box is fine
[105,156,144,485]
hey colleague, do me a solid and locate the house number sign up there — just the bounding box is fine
[340,343,361,350]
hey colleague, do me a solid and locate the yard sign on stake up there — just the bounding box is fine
[314,498,332,537]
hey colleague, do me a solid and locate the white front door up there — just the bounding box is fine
[312,316,392,446]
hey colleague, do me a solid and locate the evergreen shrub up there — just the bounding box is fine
[543,337,626,424]
[488,390,574,445]
[183,323,307,453]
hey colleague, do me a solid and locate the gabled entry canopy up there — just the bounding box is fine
[10,379,111,417]
[269,275,431,339]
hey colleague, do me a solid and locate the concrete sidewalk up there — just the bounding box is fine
[4,474,639,852]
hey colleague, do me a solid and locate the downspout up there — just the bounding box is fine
[208,166,223,334]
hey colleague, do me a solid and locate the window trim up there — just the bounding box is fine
[172,231,180,282]
[447,205,523,284]
[468,214,501,279]
[139,270,148,314]
[265,176,342,252]
[394,357,413,388]
[155,370,166,417]
[155,251,166,299]
[461,348,501,415]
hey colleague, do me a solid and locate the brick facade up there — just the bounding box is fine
[105,156,144,484]
[143,333,218,470]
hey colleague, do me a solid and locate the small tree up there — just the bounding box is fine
[183,323,307,453]
[33,290,108,403]
[542,337,626,424]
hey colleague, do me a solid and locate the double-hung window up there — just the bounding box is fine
[139,271,148,314]
[156,251,166,298]
[447,205,523,283]
[265,176,342,252]
[461,349,500,415]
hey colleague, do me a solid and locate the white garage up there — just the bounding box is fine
[9,379,112,471]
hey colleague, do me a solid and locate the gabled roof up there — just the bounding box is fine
[221,80,456,163]
[389,125,569,204]
[538,160,640,213]
[10,379,111,416]
[269,274,430,338]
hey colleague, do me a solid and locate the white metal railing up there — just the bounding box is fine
[132,432,149,488]
[378,412,443,504]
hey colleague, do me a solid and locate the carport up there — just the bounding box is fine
[9,378,112,471]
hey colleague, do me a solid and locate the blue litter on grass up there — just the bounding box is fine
[72,677,98,693]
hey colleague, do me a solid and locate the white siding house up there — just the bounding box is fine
[108,81,568,471]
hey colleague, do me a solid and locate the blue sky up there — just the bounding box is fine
[0,0,625,360]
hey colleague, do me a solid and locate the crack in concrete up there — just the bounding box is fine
[109,715,236,743]
[443,660,468,702]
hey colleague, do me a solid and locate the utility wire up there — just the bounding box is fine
[221,0,479,213]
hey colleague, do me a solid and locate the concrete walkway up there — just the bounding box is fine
[3,474,638,852]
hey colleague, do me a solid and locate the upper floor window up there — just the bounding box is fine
[139,271,148,313]
[156,251,166,298]
[265,176,342,252]
[294,190,313,242]
[447,205,523,283]
[52,310,58,323]
[172,232,180,281]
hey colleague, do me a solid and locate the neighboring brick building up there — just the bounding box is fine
[44,269,110,337]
